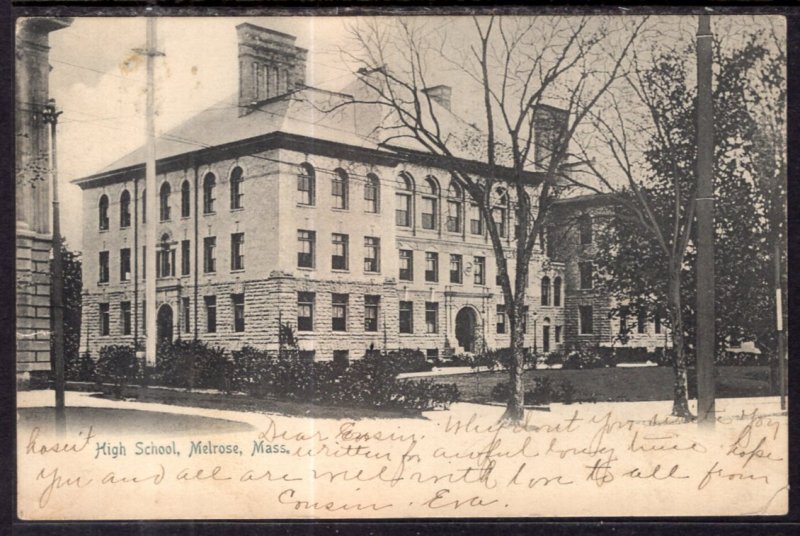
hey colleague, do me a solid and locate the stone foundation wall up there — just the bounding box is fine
[16,229,52,373]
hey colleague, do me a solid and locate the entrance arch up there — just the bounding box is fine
[455,307,480,353]
[157,304,174,343]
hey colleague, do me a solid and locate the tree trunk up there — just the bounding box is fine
[500,307,526,423]
[668,271,692,419]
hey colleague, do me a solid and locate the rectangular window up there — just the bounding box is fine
[364,237,380,272]
[120,301,131,335]
[298,169,314,206]
[331,233,348,270]
[421,197,436,230]
[203,237,216,273]
[447,200,461,232]
[157,247,175,278]
[579,305,594,334]
[619,311,628,335]
[99,251,109,283]
[396,194,411,226]
[637,310,647,334]
[120,248,131,282]
[364,178,379,213]
[494,207,507,238]
[332,174,347,209]
[450,254,463,284]
[364,295,380,332]
[580,216,593,245]
[555,325,562,343]
[496,261,503,286]
[474,256,485,285]
[205,296,217,333]
[99,303,110,336]
[232,293,245,332]
[425,252,438,282]
[425,302,439,334]
[546,226,556,258]
[332,293,348,332]
[231,232,245,271]
[399,250,413,281]
[579,261,593,289]
[297,230,315,268]
[469,204,483,235]
[297,292,314,331]
[181,297,190,333]
[399,301,413,334]
[496,303,506,334]
[181,240,190,276]
[655,315,662,334]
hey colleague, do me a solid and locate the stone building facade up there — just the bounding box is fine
[75,22,660,362]
[16,17,72,383]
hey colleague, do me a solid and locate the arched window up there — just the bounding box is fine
[421,176,439,230]
[181,180,191,218]
[332,168,348,209]
[364,173,380,213]
[203,173,216,214]
[446,180,463,233]
[541,276,551,306]
[159,182,171,221]
[297,163,315,206]
[120,190,131,228]
[493,187,508,238]
[553,276,562,307]
[395,173,414,227]
[579,214,593,245]
[98,194,109,230]
[230,166,244,209]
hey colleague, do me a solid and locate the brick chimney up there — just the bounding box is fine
[236,23,307,110]
[533,104,569,170]
[422,85,452,111]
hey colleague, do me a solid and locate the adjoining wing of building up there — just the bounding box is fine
[74,22,668,362]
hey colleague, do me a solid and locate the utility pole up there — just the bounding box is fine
[695,13,716,425]
[43,99,65,436]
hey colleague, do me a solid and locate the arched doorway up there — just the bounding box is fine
[455,307,479,353]
[157,304,174,343]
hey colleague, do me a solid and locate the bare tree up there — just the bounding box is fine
[330,16,645,423]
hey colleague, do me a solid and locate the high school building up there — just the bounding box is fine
[75,22,666,361]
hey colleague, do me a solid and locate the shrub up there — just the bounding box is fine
[95,345,138,398]
[385,349,433,373]
[155,340,229,391]
[66,351,96,382]
[393,379,460,410]
[562,348,604,370]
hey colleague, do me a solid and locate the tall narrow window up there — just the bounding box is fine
[399,250,413,281]
[231,233,245,271]
[579,305,594,334]
[469,203,483,235]
[399,301,413,333]
[425,302,439,333]
[546,226,557,258]
[120,190,131,228]
[421,177,438,230]
[332,168,348,209]
[493,188,508,238]
[181,180,191,218]
[141,189,147,223]
[157,234,175,278]
[99,303,110,336]
[364,173,380,213]
[120,301,131,335]
[541,276,551,306]
[297,230,315,268]
[446,181,463,232]
[120,248,131,282]
[450,254,463,284]
[522,306,530,332]
[298,163,315,206]
[553,276,562,306]
[496,304,507,334]
[425,252,438,282]
[364,295,380,332]
[579,261,593,289]
[204,236,216,273]
[159,182,171,221]
[332,294,348,332]
[555,325,562,343]
[579,214,593,245]
[396,174,413,226]
[232,293,245,332]
[331,233,348,270]
[474,256,485,285]
[637,309,647,334]
[181,297,190,333]
[297,292,314,331]
[181,239,190,276]
[619,309,629,335]
[99,195,109,230]
[230,166,243,209]
[364,237,380,273]
[203,173,216,214]
[205,296,217,333]
[655,315,662,334]
[99,251,109,283]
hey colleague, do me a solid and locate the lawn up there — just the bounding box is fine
[428,365,774,404]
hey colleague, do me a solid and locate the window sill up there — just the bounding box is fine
[331,268,350,273]
[296,203,316,209]
[120,225,131,230]
[297,266,315,271]
[231,269,245,274]
[364,271,381,276]
[99,229,108,233]
[363,210,380,215]
[97,281,110,286]
[230,207,244,213]
[203,212,217,217]
[181,216,191,221]
[160,219,171,223]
